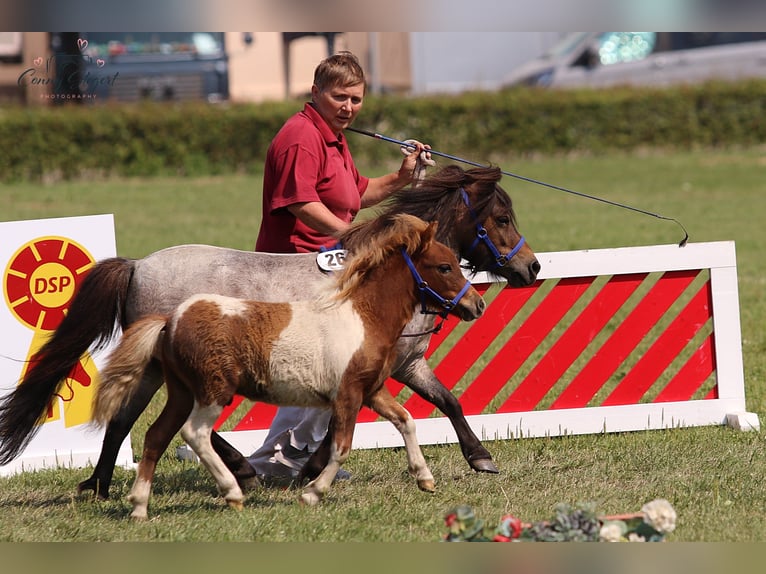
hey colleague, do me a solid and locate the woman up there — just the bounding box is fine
[249,51,431,484]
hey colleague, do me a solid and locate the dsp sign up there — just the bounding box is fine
[0,214,133,476]
[4,234,97,425]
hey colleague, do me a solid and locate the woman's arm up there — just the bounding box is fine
[287,202,351,237]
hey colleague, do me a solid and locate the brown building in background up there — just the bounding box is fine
[0,32,50,105]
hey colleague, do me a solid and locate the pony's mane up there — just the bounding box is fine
[332,213,434,301]
[374,165,516,246]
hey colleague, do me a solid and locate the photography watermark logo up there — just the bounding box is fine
[17,37,119,100]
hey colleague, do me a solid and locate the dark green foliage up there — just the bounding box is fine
[0,101,295,181]
[1,80,765,182]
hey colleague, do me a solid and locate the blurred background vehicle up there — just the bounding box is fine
[77,32,229,102]
[503,32,766,88]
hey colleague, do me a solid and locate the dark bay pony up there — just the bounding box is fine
[93,214,485,518]
[0,165,540,499]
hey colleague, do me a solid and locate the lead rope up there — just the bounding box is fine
[350,127,689,247]
[397,140,446,337]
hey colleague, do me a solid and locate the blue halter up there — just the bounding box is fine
[460,187,525,269]
[401,248,472,319]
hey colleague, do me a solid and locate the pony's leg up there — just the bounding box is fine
[181,403,245,510]
[78,360,163,499]
[393,357,499,474]
[298,425,334,484]
[210,431,259,491]
[127,373,193,520]
[300,394,361,506]
[365,385,435,493]
[77,360,256,499]
[298,434,343,506]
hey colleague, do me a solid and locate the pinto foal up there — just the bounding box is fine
[92,214,485,519]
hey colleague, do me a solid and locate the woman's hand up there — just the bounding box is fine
[399,139,434,184]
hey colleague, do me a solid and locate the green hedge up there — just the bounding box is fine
[1,80,764,182]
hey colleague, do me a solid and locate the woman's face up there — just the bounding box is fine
[311,82,365,135]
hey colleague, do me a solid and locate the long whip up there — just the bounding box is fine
[347,126,688,247]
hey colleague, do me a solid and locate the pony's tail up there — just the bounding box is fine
[92,316,167,427]
[0,257,134,466]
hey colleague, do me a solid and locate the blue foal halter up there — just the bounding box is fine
[401,248,472,320]
[460,187,525,269]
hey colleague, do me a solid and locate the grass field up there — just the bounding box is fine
[0,146,764,541]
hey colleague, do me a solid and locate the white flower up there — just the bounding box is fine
[599,522,625,542]
[641,499,677,533]
[628,533,646,542]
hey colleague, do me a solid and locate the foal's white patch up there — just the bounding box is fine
[266,298,365,406]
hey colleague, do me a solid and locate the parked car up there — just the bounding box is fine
[503,32,766,89]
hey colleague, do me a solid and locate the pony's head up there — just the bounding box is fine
[336,213,484,321]
[381,165,540,287]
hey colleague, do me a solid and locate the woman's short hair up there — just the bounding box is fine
[313,51,366,92]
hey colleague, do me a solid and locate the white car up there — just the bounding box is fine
[504,32,766,89]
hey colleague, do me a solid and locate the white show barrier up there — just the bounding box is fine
[0,214,133,476]
[219,240,758,456]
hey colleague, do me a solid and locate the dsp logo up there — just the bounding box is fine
[3,236,98,427]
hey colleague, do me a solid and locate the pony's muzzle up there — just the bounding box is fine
[458,289,485,321]
[506,255,541,287]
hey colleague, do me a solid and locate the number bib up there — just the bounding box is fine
[316,249,347,272]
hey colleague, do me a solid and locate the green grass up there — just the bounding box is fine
[1,146,765,541]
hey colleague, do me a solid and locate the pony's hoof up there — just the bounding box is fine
[417,478,435,493]
[300,491,322,506]
[226,499,244,511]
[129,511,148,521]
[469,458,500,474]
[237,475,261,492]
[75,478,92,494]
[76,479,109,500]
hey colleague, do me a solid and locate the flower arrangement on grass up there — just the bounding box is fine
[443,499,676,542]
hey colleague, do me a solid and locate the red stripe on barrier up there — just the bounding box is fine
[423,282,493,359]
[653,335,715,402]
[497,273,645,413]
[458,276,594,415]
[401,281,539,418]
[549,270,700,409]
[602,282,712,405]
[214,395,245,430]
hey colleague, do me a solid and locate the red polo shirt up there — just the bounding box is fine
[255,103,370,253]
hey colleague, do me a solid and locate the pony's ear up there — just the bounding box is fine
[422,220,438,248]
